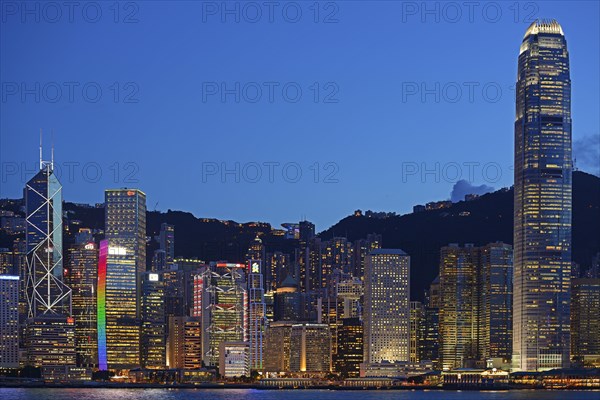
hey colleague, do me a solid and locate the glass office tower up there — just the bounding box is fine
[98,189,146,370]
[513,19,572,371]
[24,162,71,318]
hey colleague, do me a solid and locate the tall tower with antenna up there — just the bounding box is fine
[24,130,71,318]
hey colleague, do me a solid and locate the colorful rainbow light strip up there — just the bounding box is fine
[97,239,108,370]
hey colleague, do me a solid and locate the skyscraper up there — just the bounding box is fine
[439,243,513,369]
[24,145,75,370]
[334,317,363,377]
[480,242,513,364]
[67,239,98,368]
[0,275,19,369]
[24,154,71,318]
[247,260,267,370]
[289,323,331,373]
[570,278,600,366]
[513,19,572,371]
[159,223,175,266]
[98,188,146,370]
[439,244,480,370]
[167,316,202,369]
[202,262,247,367]
[363,249,410,364]
[141,272,166,369]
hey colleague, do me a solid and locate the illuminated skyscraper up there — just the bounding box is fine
[289,323,331,372]
[439,243,513,369]
[513,19,572,371]
[0,275,19,369]
[98,188,146,370]
[202,262,247,367]
[24,144,75,370]
[24,152,71,318]
[439,244,479,370]
[263,322,293,372]
[480,242,513,364]
[363,249,410,364]
[247,260,266,370]
[141,272,166,369]
[570,278,600,366]
[167,316,202,369]
[67,239,98,368]
[25,314,76,367]
[334,317,363,377]
[410,301,424,363]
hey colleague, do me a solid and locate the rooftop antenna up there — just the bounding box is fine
[39,128,43,170]
[51,129,55,171]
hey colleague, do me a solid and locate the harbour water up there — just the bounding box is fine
[0,389,597,400]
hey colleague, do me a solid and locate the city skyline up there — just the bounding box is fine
[1,3,600,391]
[1,3,599,230]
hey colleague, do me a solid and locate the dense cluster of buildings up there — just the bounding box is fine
[0,19,599,387]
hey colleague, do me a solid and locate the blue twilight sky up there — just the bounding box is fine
[1,1,599,231]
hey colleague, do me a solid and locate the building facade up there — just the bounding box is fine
[67,240,98,368]
[570,278,600,366]
[98,189,146,370]
[363,249,410,364]
[289,323,331,373]
[513,19,572,371]
[141,272,166,369]
[0,275,19,368]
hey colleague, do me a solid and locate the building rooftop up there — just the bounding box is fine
[524,19,564,39]
[370,249,408,256]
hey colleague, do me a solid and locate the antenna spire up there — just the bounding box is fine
[39,129,43,170]
[51,130,54,171]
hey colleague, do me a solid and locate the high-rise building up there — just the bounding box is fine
[289,323,331,373]
[67,240,98,368]
[141,272,166,369]
[274,275,302,321]
[202,262,247,367]
[351,234,382,279]
[321,237,353,296]
[299,220,315,242]
[0,248,14,275]
[513,19,572,372]
[439,244,479,370]
[104,189,147,276]
[25,314,76,367]
[570,278,600,366]
[219,341,250,378]
[167,316,202,369]
[98,189,146,370]
[0,275,19,369]
[246,235,264,263]
[480,242,513,363]
[421,276,440,367]
[159,223,175,266]
[24,157,71,318]
[263,322,293,372]
[265,251,291,291]
[410,301,424,363]
[24,148,74,370]
[439,243,513,369]
[334,317,363,377]
[336,277,363,319]
[98,240,139,370]
[363,249,410,364]
[247,260,266,370]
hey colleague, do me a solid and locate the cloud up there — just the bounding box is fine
[450,180,494,203]
[574,134,600,176]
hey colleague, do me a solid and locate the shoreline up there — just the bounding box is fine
[1,383,599,391]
